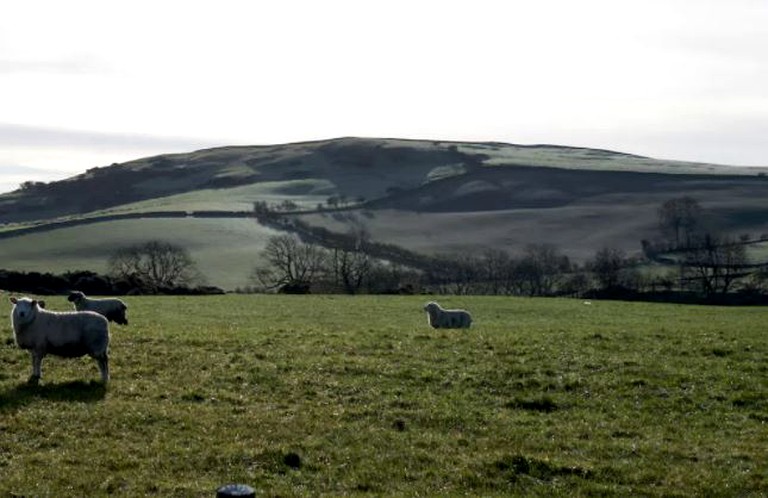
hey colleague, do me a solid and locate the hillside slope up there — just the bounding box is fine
[1,137,767,289]
[1,137,765,224]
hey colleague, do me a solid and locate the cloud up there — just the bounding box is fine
[0,164,62,175]
[0,181,21,195]
[0,123,221,151]
[0,57,107,75]
[0,124,227,193]
[0,163,70,195]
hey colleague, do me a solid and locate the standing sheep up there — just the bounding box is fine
[9,296,110,384]
[68,291,128,325]
[423,301,472,329]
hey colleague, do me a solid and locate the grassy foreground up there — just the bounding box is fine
[0,295,766,496]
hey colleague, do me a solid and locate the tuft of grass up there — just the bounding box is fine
[505,395,560,413]
[0,295,766,496]
[491,454,595,481]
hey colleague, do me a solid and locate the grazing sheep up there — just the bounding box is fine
[9,296,110,384]
[423,301,472,329]
[68,291,128,325]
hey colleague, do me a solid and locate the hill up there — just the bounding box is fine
[1,137,767,290]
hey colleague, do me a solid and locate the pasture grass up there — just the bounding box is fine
[475,143,755,175]
[93,179,335,215]
[0,218,280,290]
[0,295,766,496]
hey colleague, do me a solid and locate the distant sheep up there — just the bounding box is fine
[9,296,110,384]
[423,301,472,329]
[68,291,128,325]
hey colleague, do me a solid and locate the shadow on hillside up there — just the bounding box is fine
[0,380,106,413]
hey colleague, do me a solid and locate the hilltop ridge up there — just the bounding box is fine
[2,137,765,224]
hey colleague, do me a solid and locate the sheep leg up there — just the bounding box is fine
[95,354,109,383]
[28,352,43,385]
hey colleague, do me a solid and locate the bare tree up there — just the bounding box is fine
[658,197,702,249]
[424,253,482,295]
[366,261,420,294]
[108,241,200,289]
[252,234,327,291]
[744,266,768,293]
[481,249,516,295]
[514,244,570,296]
[448,253,483,295]
[328,228,372,294]
[682,233,748,296]
[590,247,627,289]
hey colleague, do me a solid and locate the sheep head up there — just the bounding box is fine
[423,302,440,313]
[67,291,85,304]
[10,297,42,327]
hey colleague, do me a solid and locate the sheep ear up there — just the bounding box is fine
[38,300,46,309]
[9,297,17,304]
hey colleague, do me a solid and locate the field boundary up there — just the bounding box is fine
[0,210,256,239]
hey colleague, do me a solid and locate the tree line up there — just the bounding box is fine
[244,232,649,297]
[249,196,768,301]
[0,241,222,296]
[645,196,768,297]
[3,196,765,301]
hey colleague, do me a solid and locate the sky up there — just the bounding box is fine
[2,0,768,193]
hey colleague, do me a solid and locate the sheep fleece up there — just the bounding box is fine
[423,302,472,329]
[10,297,110,382]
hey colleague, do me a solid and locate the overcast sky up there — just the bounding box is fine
[2,0,767,193]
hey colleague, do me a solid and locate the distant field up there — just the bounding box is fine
[474,143,762,175]
[748,241,768,263]
[0,295,765,496]
[95,179,337,215]
[1,208,764,293]
[0,218,279,290]
[299,205,661,261]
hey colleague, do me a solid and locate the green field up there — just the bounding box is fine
[0,218,281,290]
[1,295,766,496]
[94,179,336,215]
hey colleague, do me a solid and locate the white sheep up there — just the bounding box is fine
[423,301,472,329]
[68,291,128,325]
[9,296,110,384]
